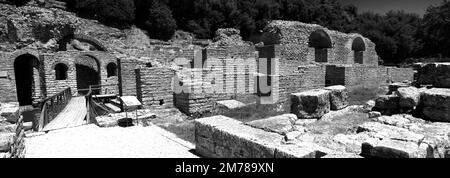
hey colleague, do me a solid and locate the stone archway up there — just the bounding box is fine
[309,29,332,63]
[14,54,40,106]
[75,55,101,95]
[352,37,366,64]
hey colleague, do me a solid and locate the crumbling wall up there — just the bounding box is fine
[0,52,16,103]
[44,51,118,96]
[260,20,378,66]
[173,46,259,115]
[135,67,175,107]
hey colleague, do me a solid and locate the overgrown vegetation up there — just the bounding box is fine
[7,0,450,64]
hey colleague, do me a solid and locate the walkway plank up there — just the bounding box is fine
[43,97,87,132]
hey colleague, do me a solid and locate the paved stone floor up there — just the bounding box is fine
[24,124,199,158]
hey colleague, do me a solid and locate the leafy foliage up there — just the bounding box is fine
[12,0,450,64]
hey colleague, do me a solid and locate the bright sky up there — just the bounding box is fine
[338,0,443,16]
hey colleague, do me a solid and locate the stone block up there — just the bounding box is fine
[357,122,424,143]
[388,82,410,94]
[375,95,399,109]
[368,111,382,118]
[290,89,330,119]
[194,115,284,158]
[0,133,15,152]
[324,85,348,110]
[420,88,450,122]
[245,114,297,134]
[0,106,20,124]
[361,139,427,158]
[322,153,364,158]
[396,87,420,108]
[274,142,328,158]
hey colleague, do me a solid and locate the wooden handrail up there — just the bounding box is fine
[37,87,72,131]
[85,86,99,125]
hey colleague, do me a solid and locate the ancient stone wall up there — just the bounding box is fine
[43,51,118,96]
[261,21,378,67]
[0,50,45,104]
[135,67,175,107]
[0,52,16,103]
[173,46,259,115]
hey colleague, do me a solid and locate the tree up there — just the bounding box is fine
[144,1,177,40]
[421,1,450,58]
[73,0,135,28]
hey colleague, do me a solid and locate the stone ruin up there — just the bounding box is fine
[0,2,424,158]
[194,63,450,158]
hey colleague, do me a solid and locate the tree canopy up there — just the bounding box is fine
[11,0,450,64]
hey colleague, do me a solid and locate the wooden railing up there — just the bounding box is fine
[38,87,72,131]
[85,87,99,125]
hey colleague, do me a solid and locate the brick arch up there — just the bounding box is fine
[51,61,72,70]
[352,37,366,64]
[74,54,101,72]
[308,29,333,48]
[10,50,40,65]
[352,37,366,51]
[309,29,333,63]
[74,54,101,95]
[57,33,108,52]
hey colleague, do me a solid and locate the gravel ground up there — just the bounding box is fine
[24,124,199,158]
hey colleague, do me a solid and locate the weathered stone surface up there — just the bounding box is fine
[294,119,317,126]
[215,100,246,110]
[396,87,420,108]
[357,122,424,143]
[322,153,363,158]
[374,115,411,128]
[361,138,428,158]
[0,123,16,133]
[0,133,15,152]
[368,111,381,118]
[375,95,399,109]
[274,142,329,158]
[290,89,331,119]
[363,100,376,113]
[194,115,285,158]
[388,82,410,94]
[284,131,304,141]
[415,63,450,88]
[246,114,297,134]
[420,88,450,122]
[0,105,20,124]
[324,85,348,110]
[211,28,251,47]
[333,133,372,153]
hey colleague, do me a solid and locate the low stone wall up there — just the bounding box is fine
[0,116,26,158]
[414,63,450,88]
[194,115,329,158]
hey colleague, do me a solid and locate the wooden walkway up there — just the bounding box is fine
[43,97,87,132]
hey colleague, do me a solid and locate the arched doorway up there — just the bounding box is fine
[75,55,101,95]
[309,29,332,63]
[352,37,366,64]
[14,54,40,106]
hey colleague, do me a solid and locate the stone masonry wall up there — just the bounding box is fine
[0,50,44,104]
[135,67,175,107]
[44,51,118,96]
[261,21,379,67]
